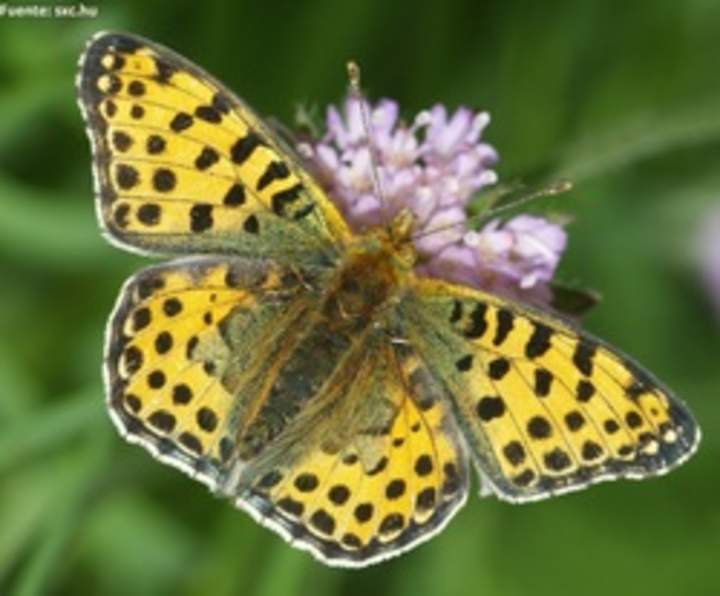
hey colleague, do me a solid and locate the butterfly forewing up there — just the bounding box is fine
[77,32,350,263]
[402,277,699,502]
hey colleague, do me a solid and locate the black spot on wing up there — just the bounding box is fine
[137,203,161,226]
[195,105,222,123]
[114,203,130,228]
[146,134,166,154]
[476,396,506,421]
[503,441,526,466]
[576,379,595,402]
[271,184,304,216]
[128,80,146,96]
[573,340,596,376]
[493,309,514,346]
[292,203,316,220]
[527,416,552,439]
[172,383,193,404]
[154,58,176,83]
[212,92,232,114]
[115,164,139,190]
[170,112,193,132]
[450,300,463,323]
[179,431,203,455]
[190,204,214,233]
[112,131,133,152]
[544,448,572,471]
[525,322,554,358]
[243,215,259,234]
[223,183,246,206]
[195,147,220,171]
[487,357,510,380]
[152,168,176,192]
[231,132,264,165]
[534,368,553,397]
[257,161,290,191]
[455,354,473,372]
[196,407,218,432]
[148,409,175,432]
[463,303,488,339]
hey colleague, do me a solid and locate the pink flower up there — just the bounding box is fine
[419,215,567,303]
[303,97,497,242]
[301,96,567,303]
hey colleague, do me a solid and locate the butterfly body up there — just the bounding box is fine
[209,210,414,455]
[78,32,699,567]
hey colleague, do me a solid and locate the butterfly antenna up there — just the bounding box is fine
[409,179,574,243]
[480,178,573,220]
[347,61,389,222]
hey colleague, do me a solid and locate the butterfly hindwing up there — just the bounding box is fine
[233,338,468,567]
[402,277,700,502]
[77,32,350,263]
[105,255,328,487]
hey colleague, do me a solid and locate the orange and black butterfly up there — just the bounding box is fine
[77,32,699,567]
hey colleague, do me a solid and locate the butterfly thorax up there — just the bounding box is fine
[329,212,416,322]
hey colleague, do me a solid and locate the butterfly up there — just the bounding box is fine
[77,31,700,567]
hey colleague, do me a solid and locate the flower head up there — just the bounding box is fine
[418,214,567,303]
[304,97,497,244]
[301,95,567,303]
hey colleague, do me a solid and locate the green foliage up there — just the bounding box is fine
[1,1,718,594]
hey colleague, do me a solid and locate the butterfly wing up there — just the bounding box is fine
[104,255,329,488]
[401,277,700,502]
[233,336,469,567]
[77,32,350,263]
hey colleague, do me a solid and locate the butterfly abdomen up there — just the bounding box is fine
[237,321,354,457]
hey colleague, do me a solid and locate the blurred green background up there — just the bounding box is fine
[1,1,719,595]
